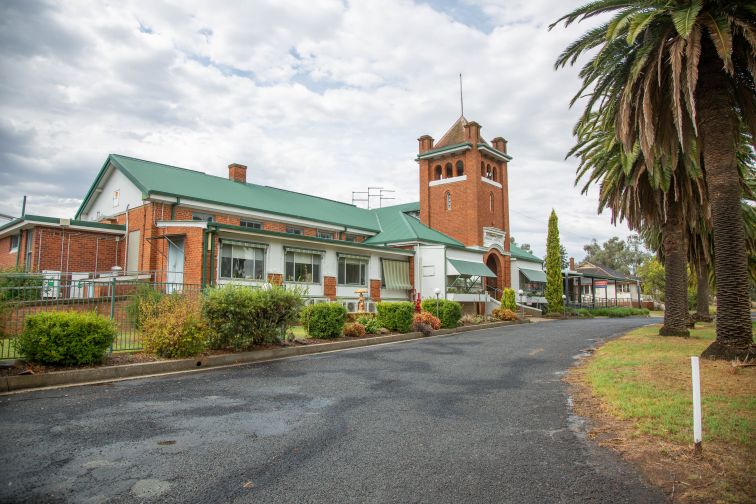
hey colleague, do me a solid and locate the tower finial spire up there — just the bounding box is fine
[459,73,464,117]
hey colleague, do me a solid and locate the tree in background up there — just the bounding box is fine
[559,245,569,270]
[510,236,532,253]
[582,235,651,276]
[545,209,564,313]
[637,258,665,302]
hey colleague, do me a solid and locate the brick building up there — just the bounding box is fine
[0,116,535,313]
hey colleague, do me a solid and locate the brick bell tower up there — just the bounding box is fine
[417,116,513,290]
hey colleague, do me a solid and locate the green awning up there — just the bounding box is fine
[520,268,547,283]
[382,259,412,290]
[447,259,496,278]
[284,246,325,256]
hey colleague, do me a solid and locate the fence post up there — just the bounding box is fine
[109,276,116,354]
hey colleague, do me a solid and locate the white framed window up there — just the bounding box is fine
[113,189,120,207]
[192,212,214,222]
[317,229,334,240]
[240,219,262,229]
[286,226,303,235]
[338,255,367,286]
[9,235,19,252]
[220,243,265,280]
[445,191,451,211]
[285,251,321,283]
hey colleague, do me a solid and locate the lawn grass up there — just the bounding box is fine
[572,321,755,502]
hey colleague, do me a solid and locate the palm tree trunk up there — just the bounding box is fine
[695,259,712,322]
[659,198,689,337]
[698,46,754,360]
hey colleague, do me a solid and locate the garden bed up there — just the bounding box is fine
[567,322,755,503]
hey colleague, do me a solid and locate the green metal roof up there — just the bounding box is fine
[447,258,496,278]
[509,244,541,262]
[0,214,125,235]
[520,267,547,283]
[76,154,382,232]
[364,203,464,247]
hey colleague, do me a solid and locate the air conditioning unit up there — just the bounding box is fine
[41,270,61,298]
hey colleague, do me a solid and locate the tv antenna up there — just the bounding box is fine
[351,187,395,209]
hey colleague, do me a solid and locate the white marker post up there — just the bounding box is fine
[691,356,702,454]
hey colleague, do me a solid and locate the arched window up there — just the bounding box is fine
[445,163,453,178]
[486,163,492,179]
[492,166,498,181]
[456,160,464,176]
[445,191,451,210]
[434,165,442,180]
[481,161,486,177]
[489,192,494,212]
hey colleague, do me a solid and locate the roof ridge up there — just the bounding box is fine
[260,185,364,210]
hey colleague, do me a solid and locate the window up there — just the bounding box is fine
[489,192,494,212]
[9,235,19,252]
[456,160,464,176]
[492,166,498,181]
[338,256,367,286]
[113,190,120,208]
[486,163,492,179]
[445,163,453,178]
[24,230,33,270]
[445,191,451,211]
[434,165,442,180]
[317,230,334,240]
[480,161,485,177]
[345,233,360,242]
[220,243,265,280]
[286,226,303,235]
[192,212,214,222]
[285,251,321,283]
[240,220,262,230]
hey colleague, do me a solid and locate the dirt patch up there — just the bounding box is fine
[567,350,755,503]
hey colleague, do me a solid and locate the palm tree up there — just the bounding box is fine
[571,114,703,336]
[552,0,755,359]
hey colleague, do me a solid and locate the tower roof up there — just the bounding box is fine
[434,116,489,149]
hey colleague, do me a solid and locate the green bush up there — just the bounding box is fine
[501,288,517,311]
[581,307,649,318]
[126,284,165,329]
[0,267,43,302]
[357,314,381,334]
[376,301,415,333]
[141,294,207,358]
[300,303,347,339]
[420,299,463,328]
[203,284,304,349]
[16,311,116,366]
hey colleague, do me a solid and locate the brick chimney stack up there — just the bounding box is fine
[464,121,481,143]
[492,137,508,153]
[569,257,575,271]
[228,163,247,184]
[418,135,434,153]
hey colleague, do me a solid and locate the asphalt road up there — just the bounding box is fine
[0,318,666,504]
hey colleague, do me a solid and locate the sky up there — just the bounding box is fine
[0,0,635,260]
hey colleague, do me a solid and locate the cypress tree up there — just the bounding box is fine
[545,209,564,313]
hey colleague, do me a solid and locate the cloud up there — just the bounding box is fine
[0,0,633,260]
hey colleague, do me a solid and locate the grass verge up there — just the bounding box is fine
[568,322,755,503]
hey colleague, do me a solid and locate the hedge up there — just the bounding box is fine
[420,299,463,328]
[300,303,347,339]
[16,311,116,366]
[376,301,415,333]
[141,294,208,358]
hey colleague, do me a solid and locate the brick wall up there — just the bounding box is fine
[0,235,19,269]
[324,276,336,299]
[369,279,381,301]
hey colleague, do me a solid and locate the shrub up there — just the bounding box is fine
[420,299,463,328]
[501,288,517,311]
[343,322,366,338]
[141,295,208,358]
[126,284,164,329]
[16,311,116,365]
[300,303,347,339]
[413,311,441,330]
[460,313,485,325]
[376,301,415,333]
[0,267,43,302]
[491,308,518,321]
[203,284,304,349]
[583,307,649,318]
[357,315,381,334]
[412,321,433,336]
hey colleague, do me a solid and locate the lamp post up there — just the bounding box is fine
[434,287,440,318]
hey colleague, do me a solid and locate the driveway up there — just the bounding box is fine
[0,318,665,503]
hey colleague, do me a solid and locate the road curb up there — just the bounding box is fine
[1,319,529,394]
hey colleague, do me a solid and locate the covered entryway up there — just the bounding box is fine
[167,236,185,292]
[485,254,499,298]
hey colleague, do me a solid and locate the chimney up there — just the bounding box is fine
[418,135,434,153]
[492,136,508,153]
[464,121,481,144]
[569,257,575,271]
[228,163,247,184]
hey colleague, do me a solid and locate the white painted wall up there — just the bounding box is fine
[81,166,144,221]
[417,245,447,300]
[510,257,544,294]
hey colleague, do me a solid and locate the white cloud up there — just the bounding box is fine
[0,0,633,260]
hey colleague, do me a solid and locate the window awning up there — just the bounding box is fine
[382,259,412,290]
[520,268,547,283]
[338,253,370,262]
[221,239,268,249]
[284,246,325,256]
[447,259,496,278]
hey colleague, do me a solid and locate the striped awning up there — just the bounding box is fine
[284,247,326,256]
[338,253,370,262]
[221,239,268,249]
[382,259,412,290]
